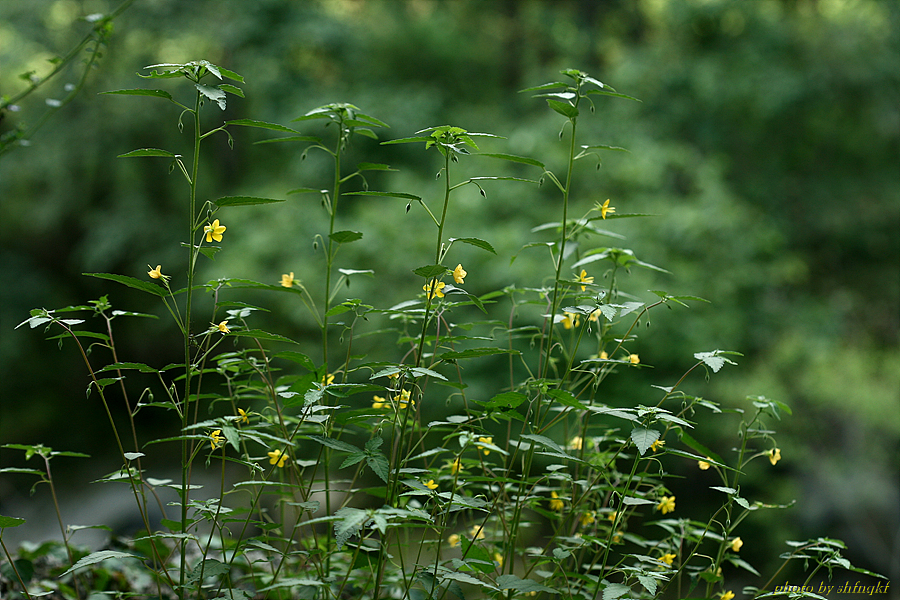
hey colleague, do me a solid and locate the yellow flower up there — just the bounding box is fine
[607,511,618,522]
[580,511,596,526]
[204,219,226,243]
[448,533,461,547]
[599,351,608,360]
[561,312,580,329]
[549,491,564,511]
[698,459,711,470]
[612,530,623,543]
[650,439,665,452]
[147,265,169,280]
[768,447,781,466]
[599,199,616,219]
[476,436,493,455]
[267,449,288,467]
[577,269,594,291]
[656,496,676,515]
[629,354,640,365]
[280,272,295,288]
[209,429,223,450]
[215,320,230,333]
[321,373,334,385]
[453,264,467,284]
[569,436,583,450]
[494,552,503,568]
[237,408,249,424]
[449,457,463,474]
[424,479,438,490]
[660,553,676,566]
[469,524,485,540]
[719,591,735,600]
[424,279,445,299]
[588,309,601,322]
[730,537,743,552]
[396,389,413,409]
[372,395,387,409]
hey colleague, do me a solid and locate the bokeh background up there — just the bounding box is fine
[1,0,898,593]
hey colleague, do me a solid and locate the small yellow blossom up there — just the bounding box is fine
[549,491,565,511]
[580,511,596,526]
[476,436,493,455]
[656,496,676,515]
[321,373,334,385]
[453,264,467,284]
[396,389,413,409]
[660,553,676,566]
[577,269,594,291]
[372,395,387,409]
[449,457,463,474]
[494,553,503,568]
[719,591,735,600]
[629,354,640,365]
[599,351,609,360]
[569,436,583,450]
[589,309,601,322]
[612,530,623,543]
[209,429,223,450]
[280,272,295,288]
[267,449,289,467]
[699,459,711,470]
[147,265,169,281]
[204,219,226,243]
[237,408,249,424]
[768,447,782,466]
[215,320,230,334]
[561,312,580,329]
[469,524,486,540]
[424,479,438,490]
[607,511,618,522]
[650,439,665,452]
[730,537,743,552]
[424,279,446,299]
[448,533,461,547]
[599,199,616,219]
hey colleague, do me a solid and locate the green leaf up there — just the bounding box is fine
[59,550,138,577]
[622,496,656,506]
[546,389,586,410]
[410,367,448,380]
[255,135,323,145]
[547,99,578,118]
[195,83,226,110]
[356,162,396,172]
[477,153,545,168]
[83,273,166,297]
[496,575,558,594]
[334,507,368,548]
[224,119,297,133]
[440,347,519,360]
[343,190,422,200]
[448,237,497,254]
[0,515,26,528]
[694,350,738,373]
[101,88,173,101]
[677,431,724,465]
[97,362,159,374]
[215,196,285,207]
[414,264,447,278]
[273,351,316,371]
[307,435,361,454]
[480,392,527,410]
[117,148,178,158]
[630,427,660,456]
[329,230,363,244]
[227,329,299,344]
[218,84,244,97]
[603,583,632,600]
[366,453,390,483]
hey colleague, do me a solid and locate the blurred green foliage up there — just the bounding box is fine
[1,0,897,583]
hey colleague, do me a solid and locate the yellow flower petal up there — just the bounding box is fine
[629,354,640,365]
[453,264,467,284]
[424,279,446,299]
[215,320,230,333]
[656,495,676,515]
[209,429,222,450]
[148,265,165,279]
[577,269,594,291]
[768,447,782,466]
[476,436,493,456]
[600,199,616,219]
[204,219,226,243]
[280,272,295,288]
[237,408,249,424]
[698,459,711,470]
[424,479,438,490]
[448,533,460,547]
[660,553,676,566]
[719,591,735,600]
[650,439,665,452]
[267,449,288,467]
[549,491,564,511]
[730,537,743,552]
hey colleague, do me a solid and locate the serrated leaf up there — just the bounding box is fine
[414,264,447,278]
[334,507,368,548]
[307,435,360,454]
[117,148,178,158]
[496,575,558,594]
[224,119,296,133]
[218,84,243,97]
[603,583,631,600]
[366,453,390,483]
[630,427,660,455]
[440,347,518,360]
[0,515,26,528]
[97,362,159,374]
[694,350,738,373]
[481,392,527,410]
[102,88,173,100]
[547,99,578,118]
[195,83,226,110]
[622,496,656,506]
[59,550,138,577]
[83,273,166,297]
[215,196,285,207]
[637,576,658,595]
[477,153,545,168]
[329,230,363,244]
[227,329,298,344]
[343,190,421,200]
[448,237,497,254]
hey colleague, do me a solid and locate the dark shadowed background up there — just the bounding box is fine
[1,0,898,591]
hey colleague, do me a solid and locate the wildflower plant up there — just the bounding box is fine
[1,64,886,600]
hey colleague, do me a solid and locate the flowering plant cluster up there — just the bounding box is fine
[1,63,884,600]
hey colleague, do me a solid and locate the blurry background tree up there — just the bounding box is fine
[1,0,897,585]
